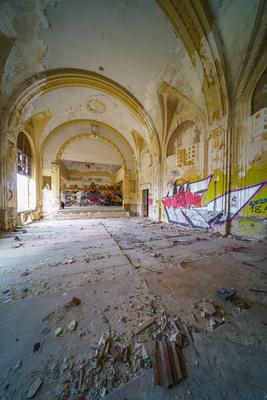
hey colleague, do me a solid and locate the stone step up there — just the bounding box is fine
[54,209,130,219]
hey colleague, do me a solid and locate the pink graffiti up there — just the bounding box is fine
[163,191,201,209]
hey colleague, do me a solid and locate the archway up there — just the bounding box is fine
[57,134,125,210]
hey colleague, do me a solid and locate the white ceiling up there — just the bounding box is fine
[61,137,123,165]
[1,0,204,105]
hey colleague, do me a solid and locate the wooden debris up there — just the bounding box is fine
[153,340,185,387]
[109,346,124,362]
[134,317,155,335]
[68,296,81,306]
[249,288,267,294]
[78,364,85,393]
[109,344,130,363]
[182,322,199,357]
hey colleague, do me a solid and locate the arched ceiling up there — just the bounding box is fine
[0,0,207,143]
[208,0,261,91]
[1,0,205,107]
[42,120,135,170]
[23,86,147,149]
[1,0,263,167]
[61,137,122,165]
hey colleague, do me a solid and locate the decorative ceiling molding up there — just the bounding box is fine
[5,69,160,160]
[87,98,106,114]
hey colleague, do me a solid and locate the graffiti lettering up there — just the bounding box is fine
[249,197,267,213]
[249,204,267,214]
[163,176,267,229]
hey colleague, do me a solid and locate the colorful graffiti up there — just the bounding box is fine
[248,197,267,214]
[62,184,123,207]
[163,175,266,229]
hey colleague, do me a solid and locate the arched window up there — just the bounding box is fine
[17,132,32,176]
[17,132,35,212]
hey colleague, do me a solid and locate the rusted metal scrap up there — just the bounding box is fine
[153,340,186,388]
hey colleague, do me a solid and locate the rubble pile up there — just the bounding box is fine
[0,218,266,399]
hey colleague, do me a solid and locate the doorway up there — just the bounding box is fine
[142,189,149,217]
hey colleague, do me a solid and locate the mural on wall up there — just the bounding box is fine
[62,183,122,207]
[163,174,266,229]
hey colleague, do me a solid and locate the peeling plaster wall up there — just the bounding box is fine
[162,106,267,238]
[61,175,115,190]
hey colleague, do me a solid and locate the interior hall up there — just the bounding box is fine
[0,1,267,399]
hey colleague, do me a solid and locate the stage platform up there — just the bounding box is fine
[54,206,129,219]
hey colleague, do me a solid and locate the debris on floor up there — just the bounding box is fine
[153,340,185,387]
[55,327,63,336]
[0,217,266,400]
[26,377,42,399]
[217,288,236,301]
[67,296,81,306]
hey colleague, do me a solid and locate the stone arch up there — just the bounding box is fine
[41,119,135,164]
[4,69,160,162]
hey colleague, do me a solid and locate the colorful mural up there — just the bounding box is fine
[163,175,266,229]
[62,184,123,207]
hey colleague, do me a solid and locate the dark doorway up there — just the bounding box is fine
[142,189,149,217]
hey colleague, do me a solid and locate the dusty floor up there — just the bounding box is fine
[0,217,267,400]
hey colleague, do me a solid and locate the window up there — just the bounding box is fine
[17,132,35,212]
[17,150,31,176]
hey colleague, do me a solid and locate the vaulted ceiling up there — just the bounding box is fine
[0,0,264,168]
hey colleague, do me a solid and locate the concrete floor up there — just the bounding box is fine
[0,217,267,399]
